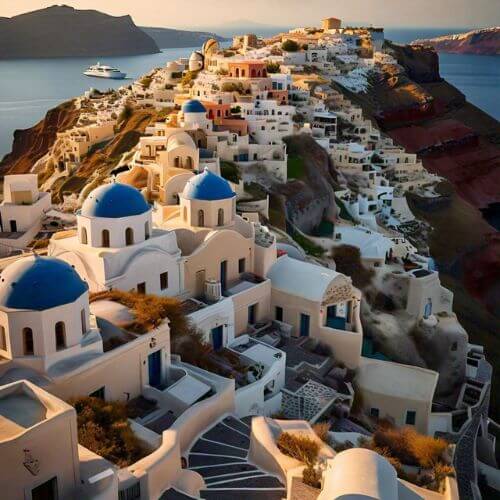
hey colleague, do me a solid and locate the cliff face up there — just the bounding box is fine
[0,100,79,175]
[412,27,500,56]
[0,5,160,58]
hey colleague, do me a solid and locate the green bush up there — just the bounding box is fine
[287,155,305,179]
[282,39,300,52]
[266,62,281,73]
[292,232,325,257]
[220,161,241,184]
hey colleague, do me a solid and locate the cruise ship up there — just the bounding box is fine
[83,63,126,79]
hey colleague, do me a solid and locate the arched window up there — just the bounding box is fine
[186,157,193,169]
[174,156,180,168]
[23,328,34,355]
[102,229,110,248]
[125,228,134,246]
[198,210,205,227]
[81,227,88,245]
[145,222,150,240]
[55,322,66,351]
[218,208,224,226]
[0,326,6,351]
[81,309,86,335]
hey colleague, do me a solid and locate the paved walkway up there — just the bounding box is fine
[187,415,286,500]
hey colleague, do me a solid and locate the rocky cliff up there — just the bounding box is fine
[412,27,500,56]
[0,100,79,174]
[0,5,160,58]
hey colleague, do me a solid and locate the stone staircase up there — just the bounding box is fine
[187,415,286,500]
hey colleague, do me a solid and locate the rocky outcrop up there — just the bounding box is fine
[279,135,339,233]
[412,27,500,56]
[385,41,441,83]
[0,5,160,58]
[0,100,79,175]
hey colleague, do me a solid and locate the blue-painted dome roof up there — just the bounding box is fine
[0,256,88,311]
[81,183,150,218]
[183,169,235,201]
[182,99,206,114]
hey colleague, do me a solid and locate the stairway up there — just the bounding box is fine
[187,415,286,500]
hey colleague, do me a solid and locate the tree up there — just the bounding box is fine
[282,39,300,52]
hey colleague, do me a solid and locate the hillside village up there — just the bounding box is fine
[0,16,497,500]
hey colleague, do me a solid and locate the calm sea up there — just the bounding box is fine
[0,28,499,158]
[0,47,195,158]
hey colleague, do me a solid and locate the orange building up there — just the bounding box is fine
[228,61,267,79]
[202,101,231,120]
[267,89,289,105]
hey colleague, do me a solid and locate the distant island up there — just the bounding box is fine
[412,27,500,55]
[141,27,228,49]
[0,5,227,59]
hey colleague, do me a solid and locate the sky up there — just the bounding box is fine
[2,0,500,29]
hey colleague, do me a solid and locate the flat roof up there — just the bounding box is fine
[0,392,47,438]
[167,375,211,406]
[357,357,438,402]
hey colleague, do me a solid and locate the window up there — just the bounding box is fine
[145,222,150,240]
[198,209,205,227]
[275,306,283,322]
[405,410,417,425]
[160,272,169,290]
[0,326,6,351]
[451,341,458,352]
[89,387,105,400]
[81,309,86,335]
[102,229,110,248]
[370,407,380,418]
[218,208,224,226]
[81,227,88,244]
[238,258,246,274]
[31,477,58,500]
[248,304,257,325]
[137,282,146,294]
[55,322,66,351]
[125,227,134,246]
[23,328,34,355]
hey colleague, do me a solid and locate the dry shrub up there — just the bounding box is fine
[408,430,448,468]
[70,396,150,467]
[373,426,448,468]
[312,422,331,444]
[277,432,319,467]
[90,290,193,338]
[302,465,322,489]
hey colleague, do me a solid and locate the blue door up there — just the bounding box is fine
[326,305,346,330]
[148,350,162,388]
[211,326,224,351]
[300,314,310,337]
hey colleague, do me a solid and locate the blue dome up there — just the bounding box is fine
[183,169,235,201]
[0,256,88,311]
[81,183,150,218]
[182,99,206,114]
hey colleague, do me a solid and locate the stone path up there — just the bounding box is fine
[187,415,286,500]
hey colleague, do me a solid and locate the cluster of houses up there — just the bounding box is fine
[0,15,495,500]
